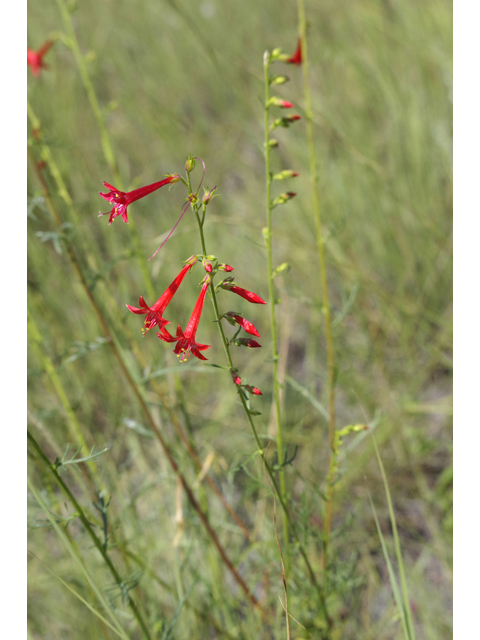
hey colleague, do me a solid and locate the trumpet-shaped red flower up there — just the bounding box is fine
[99,175,180,225]
[287,39,302,65]
[159,278,211,361]
[27,41,53,76]
[225,312,260,337]
[221,282,267,305]
[126,260,196,334]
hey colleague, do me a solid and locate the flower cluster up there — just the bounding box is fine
[98,159,265,397]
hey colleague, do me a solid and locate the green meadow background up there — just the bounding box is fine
[27,0,452,638]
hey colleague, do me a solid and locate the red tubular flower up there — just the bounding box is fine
[126,260,196,334]
[221,283,267,305]
[158,279,211,361]
[225,313,260,337]
[286,39,302,65]
[27,41,54,76]
[99,175,180,224]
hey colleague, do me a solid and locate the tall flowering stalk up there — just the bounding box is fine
[262,47,302,564]
[295,0,337,573]
[94,151,331,627]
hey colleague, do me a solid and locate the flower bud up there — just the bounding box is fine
[271,48,290,63]
[185,157,195,173]
[268,97,294,109]
[272,170,299,180]
[207,254,217,261]
[233,338,262,348]
[166,173,181,183]
[269,115,301,133]
[271,192,296,208]
[243,385,262,396]
[202,185,217,204]
[184,255,199,266]
[230,368,241,385]
[270,75,290,85]
[268,139,279,148]
[218,263,234,272]
[203,259,212,273]
[225,312,260,337]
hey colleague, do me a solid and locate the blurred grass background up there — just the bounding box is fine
[27,0,452,638]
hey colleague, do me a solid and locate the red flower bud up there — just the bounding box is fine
[225,313,260,337]
[218,264,234,272]
[235,338,262,348]
[230,369,242,385]
[269,97,294,109]
[244,385,262,396]
[221,283,266,305]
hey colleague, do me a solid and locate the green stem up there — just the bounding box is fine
[263,52,290,564]
[191,183,331,633]
[27,308,99,484]
[296,0,337,568]
[28,431,152,639]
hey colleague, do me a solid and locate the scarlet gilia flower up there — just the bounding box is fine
[286,39,302,65]
[221,282,267,305]
[225,313,260,337]
[159,278,211,361]
[244,385,262,396]
[99,175,180,224]
[218,264,234,272]
[27,41,54,77]
[126,259,196,334]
